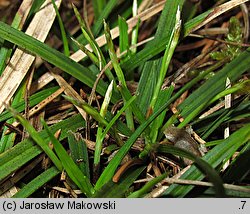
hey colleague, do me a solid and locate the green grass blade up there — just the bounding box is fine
[104,20,134,131]
[118,85,146,125]
[51,0,70,56]
[72,5,96,55]
[41,119,94,197]
[0,86,59,122]
[136,58,161,115]
[0,0,34,73]
[0,21,120,102]
[93,166,146,198]
[94,81,113,169]
[64,94,133,137]
[63,95,108,126]
[12,167,60,198]
[162,124,250,197]
[198,99,248,139]
[191,99,250,136]
[0,80,26,152]
[131,0,139,54]
[182,0,199,22]
[121,0,185,72]
[183,9,212,36]
[68,132,90,179]
[118,16,129,56]
[201,108,233,139]
[101,94,137,140]
[7,107,62,170]
[208,80,250,105]
[73,4,115,80]
[0,114,85,181]
[92,0,118,36]
[104,20,127,87]
[71,37,99,65]
[149,7,181,110]
[0,145,41,182]
[95,61,219,189]
[222,142,250,183]
[182,85,248,132]
[92,0,106,20]
[157,144,225,197]
[76,0,119,46]
[128,173,167,198]
[27,0,47,20]
[178,50,250,127]
[159,60,226,132]
[150,86,174,143]
[0,125,17,153]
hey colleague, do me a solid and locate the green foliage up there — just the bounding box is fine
[68,132,90,179]
[12,167,60,198]
[51,0,70,56]
[0,114,86,189]
[163,124,250,197]
[211,17,243,61]
[0,0,249,198]
[41,119,94,197]
[0,21,120,102]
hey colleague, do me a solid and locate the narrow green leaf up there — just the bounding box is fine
[191,98,250,137]
[63,95,108,126]
[27,0,47,20]
[0,145,41,181]
[121,0,185,72]
[131,0,139,54]
[183,9,212,36]
[157,144,225,197]
[71,36,99,65]
[92,0,106,20]
[0,80,26,152]
[93,166,146,198]
[0,0,34,73]
[178,50,250,128]
[150,86,174,143]
[73,4,115,81]
[208,80,250,104]
[136,58,161,115]
[0,21,120,102]
[12,167,60,198]
[118,85,146,125]
[0,87,59,122]
[201,108,233,139]
[7,107,62,170]
[101,94,137,140]
[41,119,94,197]
[128,173,168,198]
[150,6,181,110]
[104,20,126,86]
[51,0,70,56]
[95,63,219,189]
[104,20,134,131]
[118,16,129,54]
[223,142,250,183]
[76,0,119,46]
[68,132,90,179]
[94,81,114,167]
[0,114,85,181]
[163,124,250,197]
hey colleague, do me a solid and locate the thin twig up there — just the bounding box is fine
[189,33,250,47]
